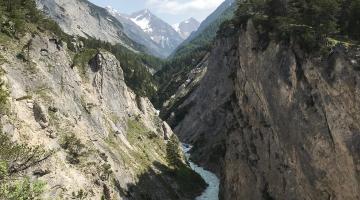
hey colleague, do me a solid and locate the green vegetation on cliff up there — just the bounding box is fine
[0,130,48,199]
[166,135,184,169]
[230,0,360,52]
[0,75,48,199]
[123,119,207,199]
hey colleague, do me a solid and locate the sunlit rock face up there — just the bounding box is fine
[173,20,360,200]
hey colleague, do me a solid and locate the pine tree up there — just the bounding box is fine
[265,0,288,17]
[166,135,183,169]
[339,0,360,40]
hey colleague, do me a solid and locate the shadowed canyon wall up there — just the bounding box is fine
[172,21,360,200]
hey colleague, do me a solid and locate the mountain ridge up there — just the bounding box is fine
[36,0,142,52]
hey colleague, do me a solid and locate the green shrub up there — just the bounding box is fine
[0,133,50,174]
[100,163,113,181]
[72,189,88,200]
[0,131,48,200]
[0,177,45,200]
[0,70,9,115]
[72,48,98,80]
[0,161,8,180]
[166,135,183,169]
[60,133,86,164]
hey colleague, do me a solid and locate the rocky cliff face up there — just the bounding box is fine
[0,29,202,199]
[172,21,360,199]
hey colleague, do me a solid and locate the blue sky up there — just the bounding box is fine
[89,0,225,25]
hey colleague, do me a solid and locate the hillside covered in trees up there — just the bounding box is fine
[230,0,360,51]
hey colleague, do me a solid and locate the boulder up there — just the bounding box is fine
[33,169,50,177]
[33,101,49,128]
[162,121,173,140]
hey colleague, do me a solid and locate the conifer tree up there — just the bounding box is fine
[166,135,183,169]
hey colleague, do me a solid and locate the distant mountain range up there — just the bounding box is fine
[107,7,190,58]
[37,0,203,58]
[106,7,169,57]
[173,0,236,55]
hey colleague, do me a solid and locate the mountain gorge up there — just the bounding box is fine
[173,21,360,199]
[158,0,360,199]
[153,0,236,112]
[1,0,360,199]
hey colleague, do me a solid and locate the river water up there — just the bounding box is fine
[182,144,220,200]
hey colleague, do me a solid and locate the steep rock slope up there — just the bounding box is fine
[0,30,204,199]
[36,0,140,51]
[173,21,360,200]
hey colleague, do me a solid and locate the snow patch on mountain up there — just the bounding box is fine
[131,17,151,32]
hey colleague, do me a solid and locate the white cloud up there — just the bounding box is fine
[146,0,224,14]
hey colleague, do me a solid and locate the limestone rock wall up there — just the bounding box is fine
[0,32,187,199]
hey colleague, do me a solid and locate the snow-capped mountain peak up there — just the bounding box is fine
[105,6,119,16]
[130,10,153,33]
[172,23,180,32]
[129,9,183,52]
[104,7,183,57]
[174,18,200,39]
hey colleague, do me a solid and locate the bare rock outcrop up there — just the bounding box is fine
[33,100,49,128]
[162,121,173,140]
